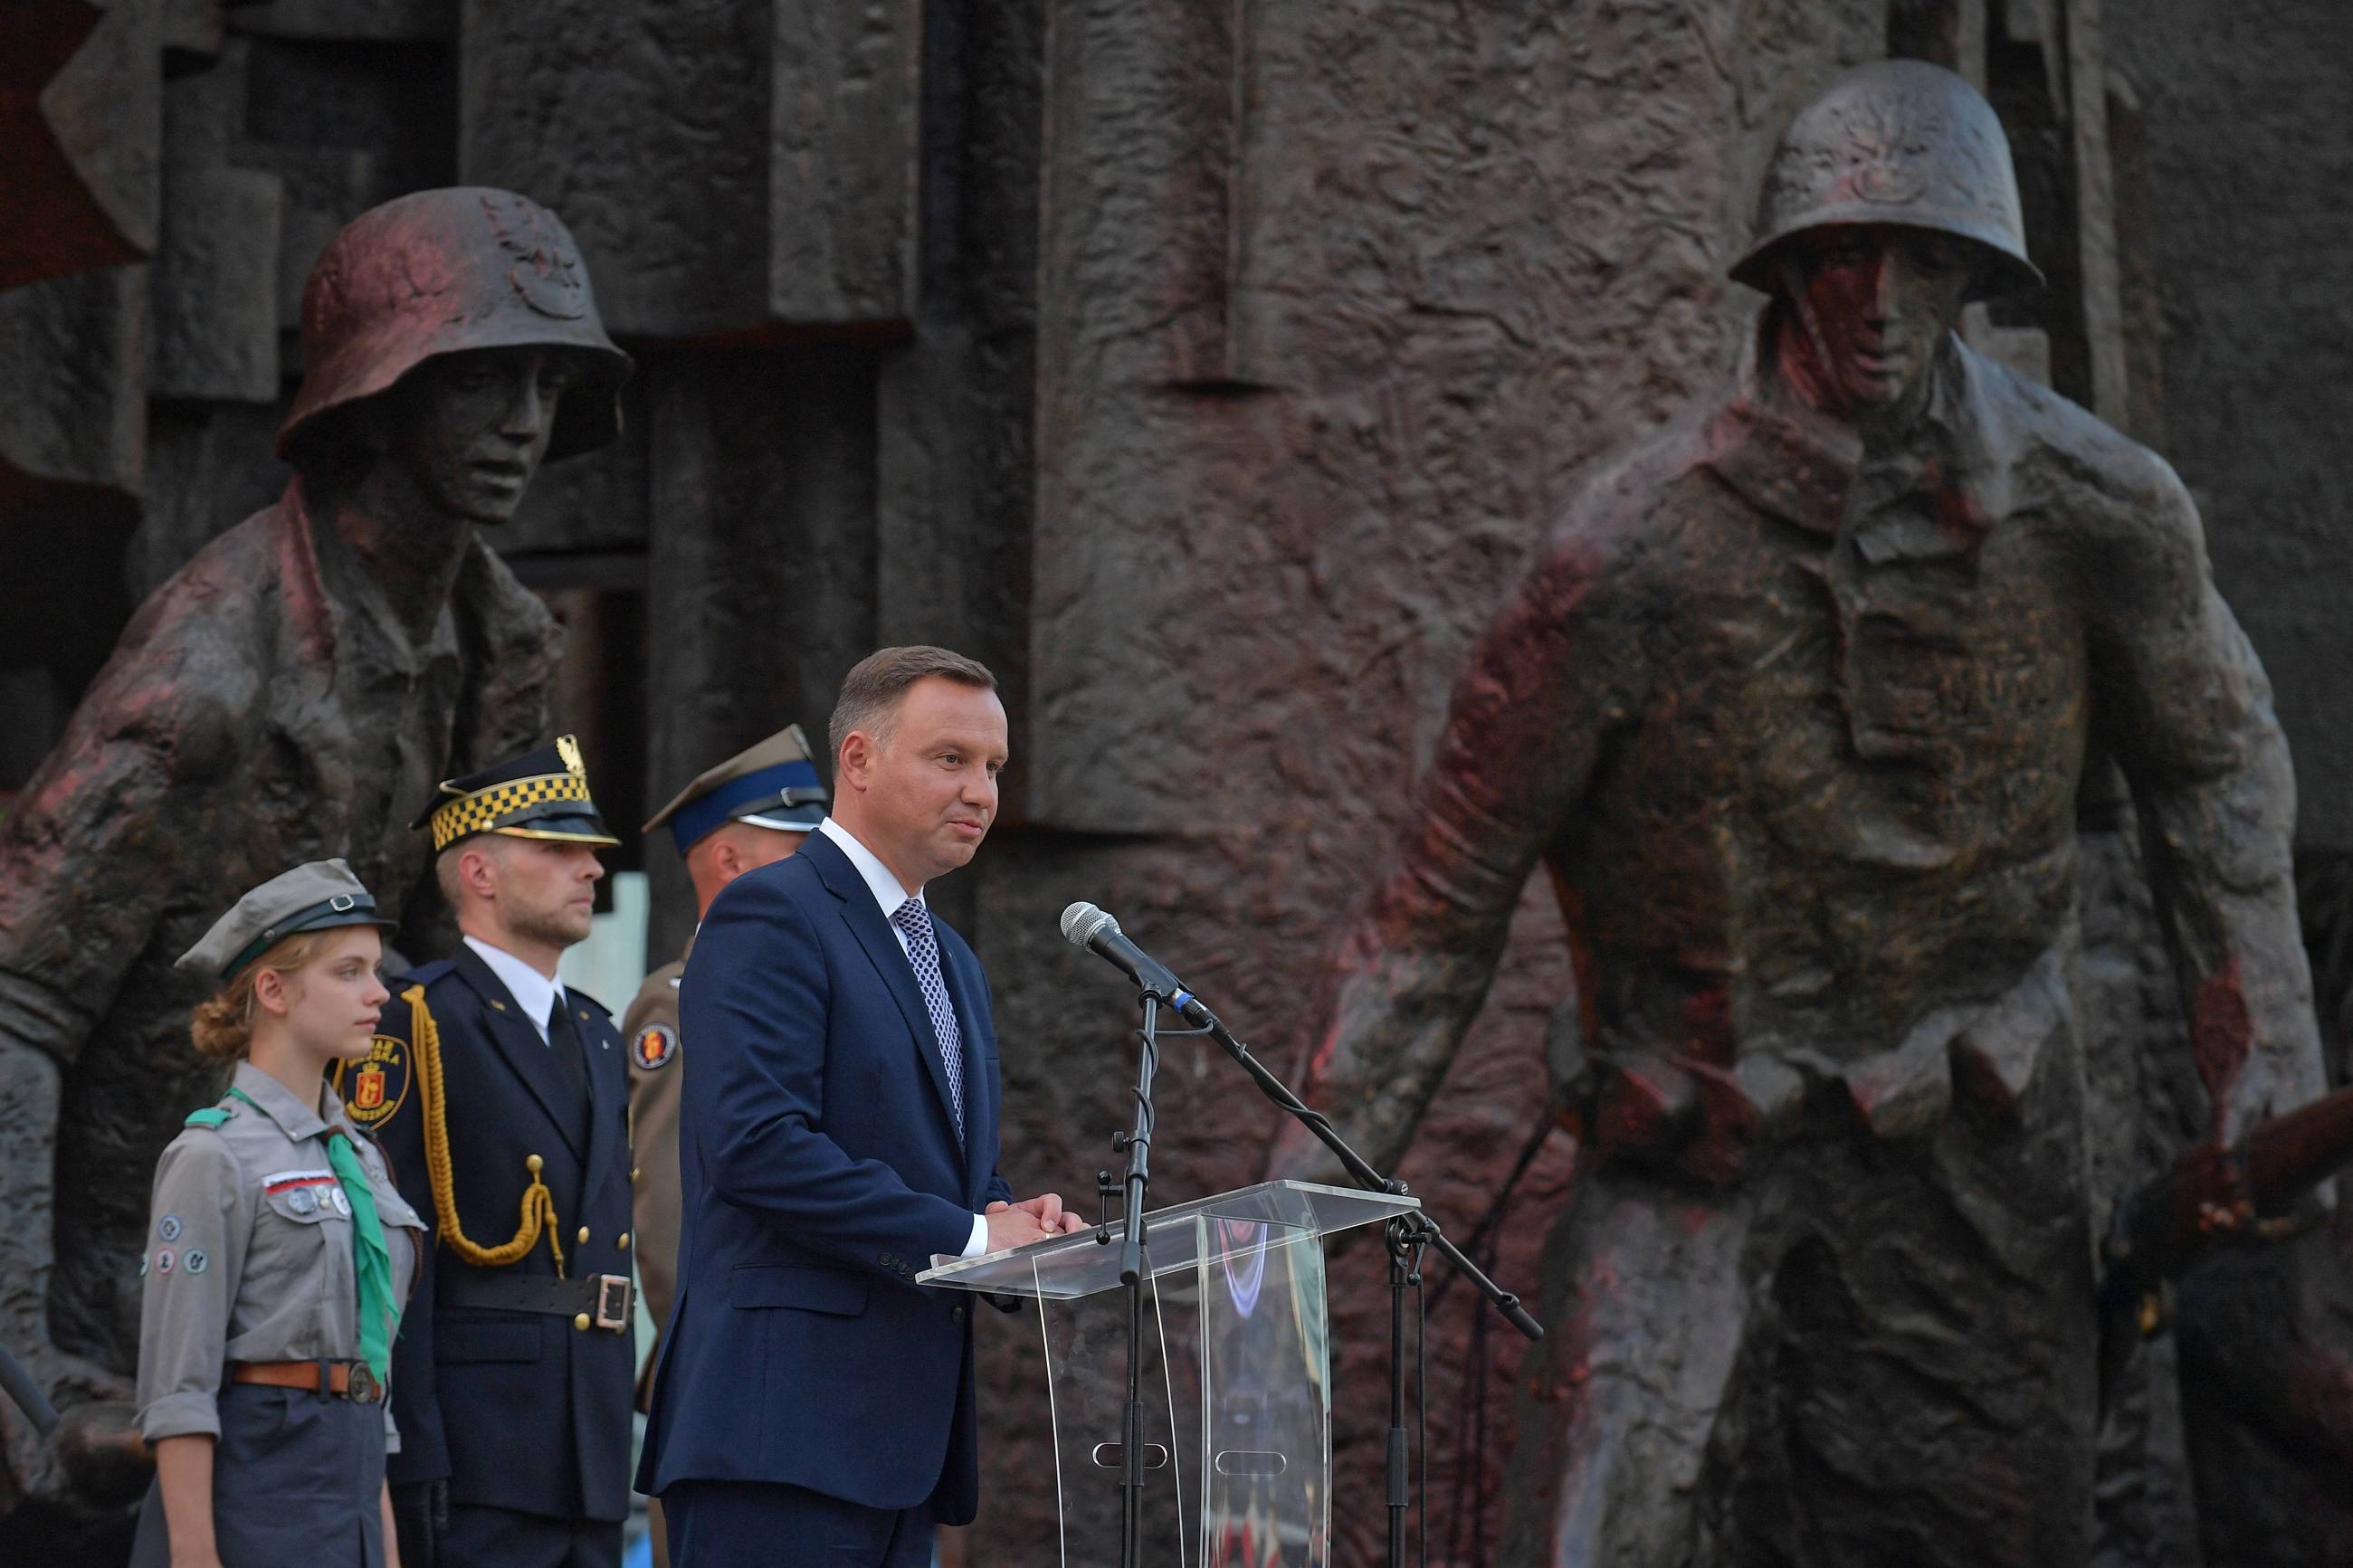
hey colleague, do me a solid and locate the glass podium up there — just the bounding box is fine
[920,1180,1418,1567]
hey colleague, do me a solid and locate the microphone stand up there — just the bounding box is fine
[1112,993,1162,1568]
[1149,984,1541,1568]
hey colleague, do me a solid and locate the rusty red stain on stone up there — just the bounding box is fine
[1681,980,1735,1068]
[2187,956,2254,1114]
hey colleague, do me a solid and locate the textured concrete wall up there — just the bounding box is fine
[2107,9,2353,1563]
[2109,4,2353,853]
[460,0,919,337]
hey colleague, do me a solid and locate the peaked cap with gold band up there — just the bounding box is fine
[642,723,829,857]
[414,734,621,852]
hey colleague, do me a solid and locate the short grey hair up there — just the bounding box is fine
[828,646,997,762]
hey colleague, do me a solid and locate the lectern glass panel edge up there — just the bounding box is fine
[919,1179,1420,1298]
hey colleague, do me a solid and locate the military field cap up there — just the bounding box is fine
[176,859,396,983]
[414,735,623,852]
[643,724,829,857]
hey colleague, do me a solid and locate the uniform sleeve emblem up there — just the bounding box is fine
[155,1250,176,1274]
[157,1214,183,1242]
[334,1034,413,1128]
[632,1023,679,1071]
[185,1249,209,1275]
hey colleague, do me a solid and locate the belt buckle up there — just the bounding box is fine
[346,1361,383,1405]
[594,1274,633,1332]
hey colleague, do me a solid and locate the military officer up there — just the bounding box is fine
[626,725,825,1568]
[133,860,427,1568]
[349,738,635,1568]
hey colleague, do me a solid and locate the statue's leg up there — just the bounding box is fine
[0,1038,126,1501]
[1498,1164,1758,1568]
[1775,1063,2099,1566]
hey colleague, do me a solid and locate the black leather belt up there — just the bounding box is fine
[439,1270,634,1331]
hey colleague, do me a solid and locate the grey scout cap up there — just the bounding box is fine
[176,859,396,983]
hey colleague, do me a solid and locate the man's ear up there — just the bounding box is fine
[837,733,872,792]
[710,836,743,880]
[461,843,499,900]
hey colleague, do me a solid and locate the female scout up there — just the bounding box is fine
[130,860,428,1568]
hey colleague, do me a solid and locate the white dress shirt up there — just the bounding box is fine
[463,935,567,1044]
[817,816,922,955]
[815,818,994,1261]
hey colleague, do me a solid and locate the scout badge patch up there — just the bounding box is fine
[335,1034,412,1129]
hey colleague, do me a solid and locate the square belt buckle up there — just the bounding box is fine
[594,1274,633,1332]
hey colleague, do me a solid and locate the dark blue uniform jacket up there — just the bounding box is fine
[634,829,1012,1522]
[367,942,636,1523]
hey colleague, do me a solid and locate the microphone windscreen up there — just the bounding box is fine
[1060,900,1117,946]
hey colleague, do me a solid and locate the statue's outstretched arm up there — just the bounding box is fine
[1274,527,1643,1182]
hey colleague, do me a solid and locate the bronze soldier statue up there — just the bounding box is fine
[1273,61,2329,1565]
[0,187,630,1529]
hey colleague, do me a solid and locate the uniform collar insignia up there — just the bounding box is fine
[230,1061,331,1143]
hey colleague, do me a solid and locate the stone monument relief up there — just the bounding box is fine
[3,4,2351,1563]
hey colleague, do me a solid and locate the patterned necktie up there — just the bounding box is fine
[890,898,966,1140]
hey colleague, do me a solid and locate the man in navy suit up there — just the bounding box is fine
[637,646,1085,1566]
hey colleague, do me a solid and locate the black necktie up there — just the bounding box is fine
[546,992,589,1116]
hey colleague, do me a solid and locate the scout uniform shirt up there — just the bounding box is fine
[137,1061,426,1448]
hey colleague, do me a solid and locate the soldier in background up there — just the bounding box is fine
[1275,62,2327,1565]
[627,725,826,1568]
[0,187,629,1520]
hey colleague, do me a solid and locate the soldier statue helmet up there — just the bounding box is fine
[279,186,634,463]
[1731,58,2044,300]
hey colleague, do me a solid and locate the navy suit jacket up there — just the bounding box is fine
[635,829,1011,1520]
[364,944,637,1522]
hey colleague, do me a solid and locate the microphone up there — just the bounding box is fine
[1060,902,1196,1010]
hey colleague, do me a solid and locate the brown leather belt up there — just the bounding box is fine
[230,1358,383,1404]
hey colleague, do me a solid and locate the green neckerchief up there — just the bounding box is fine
[229,1085,395,1383]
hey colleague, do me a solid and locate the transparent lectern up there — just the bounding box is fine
[920,1179,1418,1566]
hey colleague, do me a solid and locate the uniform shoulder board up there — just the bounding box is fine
[184,1106,233,1129]
[391,957,457,991]
[336,1022,419,1132]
